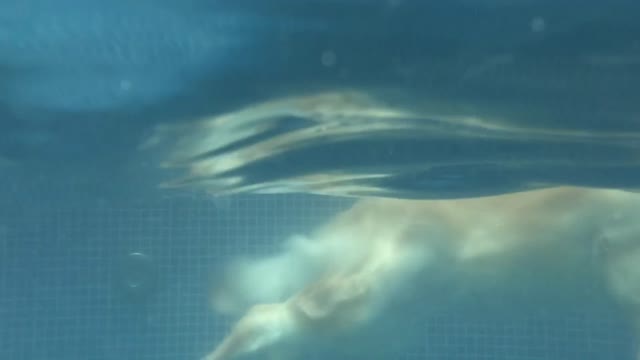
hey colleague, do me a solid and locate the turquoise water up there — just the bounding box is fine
[1,178,635,359]
[2,1,640,359]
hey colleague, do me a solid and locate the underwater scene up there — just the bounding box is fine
[2,0,640,359]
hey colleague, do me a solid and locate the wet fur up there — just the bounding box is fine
[204,187,640,360]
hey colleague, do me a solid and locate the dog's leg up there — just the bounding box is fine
[203,225,431,360]
[598,226,640,359]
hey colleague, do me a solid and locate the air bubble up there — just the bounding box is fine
[531,17,546,33]
[321,50,337,67]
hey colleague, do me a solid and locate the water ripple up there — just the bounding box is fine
[144,90,640,199]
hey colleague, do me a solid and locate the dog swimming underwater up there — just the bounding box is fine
[203,186,640,360]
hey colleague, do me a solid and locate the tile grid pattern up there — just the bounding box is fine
[0,187,633,359]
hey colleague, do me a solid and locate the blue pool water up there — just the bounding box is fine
[0,175,635,360]
[2,1,640,359]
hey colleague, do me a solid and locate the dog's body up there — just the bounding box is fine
[204,187,640,360]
